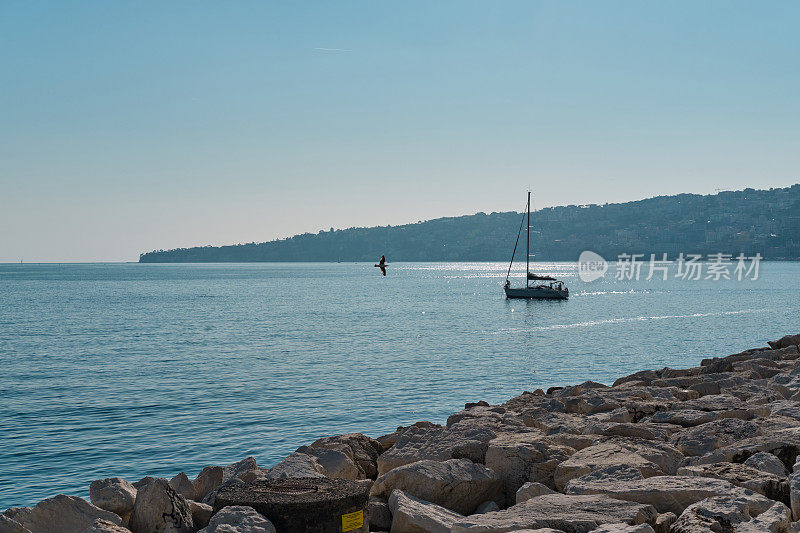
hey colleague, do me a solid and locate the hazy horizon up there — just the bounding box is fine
[2,1,798,262]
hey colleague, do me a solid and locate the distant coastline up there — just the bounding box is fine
[140,185,800,263]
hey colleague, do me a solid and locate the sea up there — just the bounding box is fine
[1,261,798,509]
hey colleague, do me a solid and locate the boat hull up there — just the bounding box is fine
[504,286,569,300]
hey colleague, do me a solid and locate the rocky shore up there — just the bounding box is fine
[3,334,800,533]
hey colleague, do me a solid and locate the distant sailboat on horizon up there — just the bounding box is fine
[504,191,569,300]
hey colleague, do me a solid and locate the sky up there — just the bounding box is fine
[1,1,798,262]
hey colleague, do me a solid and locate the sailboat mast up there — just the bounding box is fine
[526,191,530,287]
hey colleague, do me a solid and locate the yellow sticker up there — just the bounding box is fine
[341,509,364,532]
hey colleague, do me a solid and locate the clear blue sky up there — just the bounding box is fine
[1,1,798,262]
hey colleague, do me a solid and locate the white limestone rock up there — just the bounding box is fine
[564,469,765,515]
[671,495,788,532]
[387,490,464,533]
[484,432,574,505]
[743,451,788,477]
[450,493,658,532]
[670,418,760,457]
[310,433,383,479]
[295,445,360,480]
[516,482,556,504]
[9,495,122,533]
[197,506,275,533]
[89,478,137,519]
[376,419,506,475]
[79,519,130,532]
[371,458,501,515]
[552,442,664,491]
[676,462,789,502]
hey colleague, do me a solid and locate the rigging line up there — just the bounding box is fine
[505,206,527,281]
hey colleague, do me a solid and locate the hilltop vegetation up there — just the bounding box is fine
[139,185,800,262]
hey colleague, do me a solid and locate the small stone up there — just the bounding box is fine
[80,519,130,532]
[653,512,677,533]
[474,500,500,513]
[590,524,655,533]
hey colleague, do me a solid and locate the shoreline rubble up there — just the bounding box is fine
[3,333,800,532]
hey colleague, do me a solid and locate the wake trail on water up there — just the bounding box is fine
[493,308,772,334]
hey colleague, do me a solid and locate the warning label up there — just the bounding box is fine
[341,509,364,532]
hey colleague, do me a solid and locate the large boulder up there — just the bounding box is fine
[484,432,574,504]
[552,442,665,491]
[197,506,275,533]
[310,433,383,479]
[683,425,800,469]
[9,495,122,533]
[89,478,137,520]
[791,469,800,520]
[670,418,760,456]
[377,419,510,475]
[260,446,361,481]
[743,451,789,477]
[671,496,789,532]
[261,451,326,479]
[648,409,718,428]
[676,462,789,503]
[564,469,767,515]
[300,445,361,480]
[387,490,464,533]
[371,458,501,515]
[129,477,193,533]
[450,493,657,533]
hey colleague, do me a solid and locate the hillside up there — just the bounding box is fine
[139,185,800,262]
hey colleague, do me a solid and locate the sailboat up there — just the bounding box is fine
[503,191,569,300]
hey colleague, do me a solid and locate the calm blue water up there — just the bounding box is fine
[1,261,798,509]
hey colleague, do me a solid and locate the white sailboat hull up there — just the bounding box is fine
[504,285,569,300]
